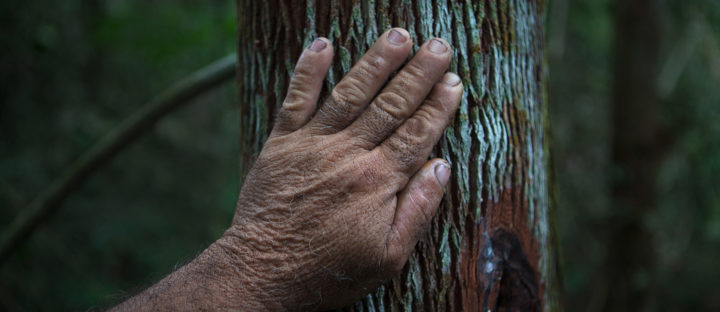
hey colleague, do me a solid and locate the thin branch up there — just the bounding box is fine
[548,0,569,61]
[0,54,237,266]
[657,16,702,99]
[699,16,720,85]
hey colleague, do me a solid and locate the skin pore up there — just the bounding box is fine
[111,27,463,311]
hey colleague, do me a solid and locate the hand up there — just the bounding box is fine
[111,28,462,312]
[214,27,463,310]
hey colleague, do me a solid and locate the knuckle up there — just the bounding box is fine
[374,91,410,120]
[385,136,416,167]
[401,62,427,84]
[412,114,440,140]
[333,80,366,108]
[412,110,436,131]
[424,97,449,114]
[292,64,315,84]
[275,107,294,126]
[345,125,377,149]
[401,117,430,144]
[359,50,386,78]
[385,133,409,154]
[360,104,394,131]
[345,70,372,94]
[283,89,309,111]
[383,128,428,170]
[318,89,351,122]
[344,82,367,107]
[284,67,315,105]
[329,88,350,108]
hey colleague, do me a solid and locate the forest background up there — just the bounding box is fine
[1,0,719,310]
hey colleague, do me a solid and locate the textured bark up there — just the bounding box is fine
[235,1,559,310]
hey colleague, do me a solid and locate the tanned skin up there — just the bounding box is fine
[111,28,463,311]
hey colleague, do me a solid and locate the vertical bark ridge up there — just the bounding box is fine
[236,1,558,310]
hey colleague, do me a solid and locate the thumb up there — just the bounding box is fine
[386,159,450,271]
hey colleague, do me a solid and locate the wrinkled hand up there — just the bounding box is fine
[215,28,462,310]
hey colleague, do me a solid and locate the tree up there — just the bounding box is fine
[235,0,559,310]
[601,0,663,310]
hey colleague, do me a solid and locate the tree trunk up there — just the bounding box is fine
[235,1,559,310]
[602,0,664,310]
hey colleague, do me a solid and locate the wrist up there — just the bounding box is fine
[111,241,269,312]
[204,238,278,311]
[213,224,312,310]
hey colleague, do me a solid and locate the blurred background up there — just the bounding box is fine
[0,0,238,310]
[0,0,718,310]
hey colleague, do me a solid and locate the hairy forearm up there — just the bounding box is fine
[110,242,268,312]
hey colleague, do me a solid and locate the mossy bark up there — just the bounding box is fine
[235,1,559,310]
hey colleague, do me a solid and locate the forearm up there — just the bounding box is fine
[110,242,266,312]
[110,27,459,311]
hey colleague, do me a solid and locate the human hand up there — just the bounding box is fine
[214,27,463,310]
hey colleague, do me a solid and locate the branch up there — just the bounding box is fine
[547,0,569,61]
[699,16,720,86]
[656,15,702,99]
[0,54,237,266]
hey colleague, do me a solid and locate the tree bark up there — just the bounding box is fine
[235,1,559,310]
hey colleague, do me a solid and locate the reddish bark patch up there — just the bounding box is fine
[460,187,542,311]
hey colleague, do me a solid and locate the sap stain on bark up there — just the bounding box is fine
[459,186,543,312]
[480,229,540,311]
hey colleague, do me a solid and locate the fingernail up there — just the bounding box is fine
[443,73,461,86]
[309,39,327,52]
[435,162,451,186]
[387,29,407,45]
[428,39,448,54]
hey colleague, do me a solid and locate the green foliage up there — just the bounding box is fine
[0,0,238,310]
